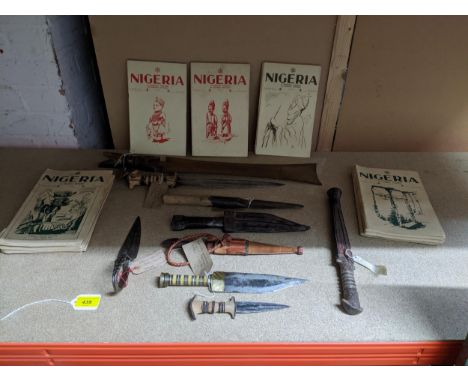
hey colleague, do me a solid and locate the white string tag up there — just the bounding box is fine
[352,255,387,276]
[131,249,166,274]
[1,294,101,321]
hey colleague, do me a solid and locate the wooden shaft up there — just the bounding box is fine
[189,296,236,320]
[213,235,303,255]
[158,273,209,288]
[163,194,212,207]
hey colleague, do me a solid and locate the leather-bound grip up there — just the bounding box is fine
[163,194,212,207]
[158,272,209,288]
[170,215,223,231]
[327,187,363,315]
[188,296,236,320]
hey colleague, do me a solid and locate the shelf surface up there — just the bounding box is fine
[0,149,467,347]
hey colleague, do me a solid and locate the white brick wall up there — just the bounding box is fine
[0,16,78,148]
[0,16,111,149]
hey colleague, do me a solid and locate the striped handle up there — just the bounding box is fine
[189,296,236,320]
[158,272,210,288]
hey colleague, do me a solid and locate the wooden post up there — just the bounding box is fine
[316,16,357,152]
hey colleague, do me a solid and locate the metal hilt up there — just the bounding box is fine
[158,273,210,288]
[188,296,236,320]
[327,187,363,315]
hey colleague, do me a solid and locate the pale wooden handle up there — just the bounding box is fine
[163,194,212,207]
[189,296,236,320]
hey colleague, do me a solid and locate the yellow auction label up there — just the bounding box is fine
[72,294,101,311]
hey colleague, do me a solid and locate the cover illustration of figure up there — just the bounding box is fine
[262,94,310,150]
[15,190,91,235]
[206,100,218,139]
[146,97,169,143]
[220,99,233,141]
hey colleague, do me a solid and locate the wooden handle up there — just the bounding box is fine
[163,194,212,207]
[158,273,209,288]
[189,296,236,320]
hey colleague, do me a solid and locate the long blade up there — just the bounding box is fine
[236,301,289,314]
[223,272,306,294]
[112,217,141,291]
[177,176,284,188]
[224,211,310,233]
[248,199,303,209]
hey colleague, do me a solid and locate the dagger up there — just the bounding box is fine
[112,216,141,292]
[128,170,285,189]
[100,151,322,185]
[170,211,310,233]
[163,194,303,209]
[327,187,363,315]
[158,271,306,293]
[161,234,303,265]
[188,296,289,320]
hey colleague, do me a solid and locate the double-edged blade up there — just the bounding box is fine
[170,211,310,233]
[163,194,302,209]
[112,216,141,292]
[159,271,307,294]
[236,301,289,314]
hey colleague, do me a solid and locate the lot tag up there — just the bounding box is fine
[182,239,213,275]
[131,249,166,274]
[71,295,102,311]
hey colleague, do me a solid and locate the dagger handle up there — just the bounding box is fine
[171,215,224,231]
[159,273,210,288]
[163,194,212,207]
[189,296,236,320]
[327,187,363,315]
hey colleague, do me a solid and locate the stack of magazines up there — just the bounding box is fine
[0,169,114,254]
[353,165,446,245]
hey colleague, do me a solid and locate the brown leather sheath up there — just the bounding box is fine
[210,234,303,255]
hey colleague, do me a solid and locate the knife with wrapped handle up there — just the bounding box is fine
[327,187,363,315]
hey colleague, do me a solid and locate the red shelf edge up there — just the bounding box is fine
[0,340,463,366]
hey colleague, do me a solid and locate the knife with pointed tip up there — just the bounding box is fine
[188,296,289,320]
[163,194,303,209]
[112,216,141,293]
[170,211,310,233]
[159,271,306,293]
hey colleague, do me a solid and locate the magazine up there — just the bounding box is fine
[0,169,114,253]
[353,165,445,245]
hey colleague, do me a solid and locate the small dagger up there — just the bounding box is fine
[188,296,289,320]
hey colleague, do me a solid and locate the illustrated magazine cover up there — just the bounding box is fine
[0,169,114,253]
[255,62,321,158]
[190,62,250,157]
[353,165,446,245]
[128,60,187,156]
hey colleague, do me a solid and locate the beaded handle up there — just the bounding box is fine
[158,272,210,288]
[188,296,236,320]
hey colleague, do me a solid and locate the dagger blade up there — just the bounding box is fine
[221,272,307,294]
[176,176,284,188]
[236,301,290,314]
[112,216,141,292]
[208,195,303,209]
